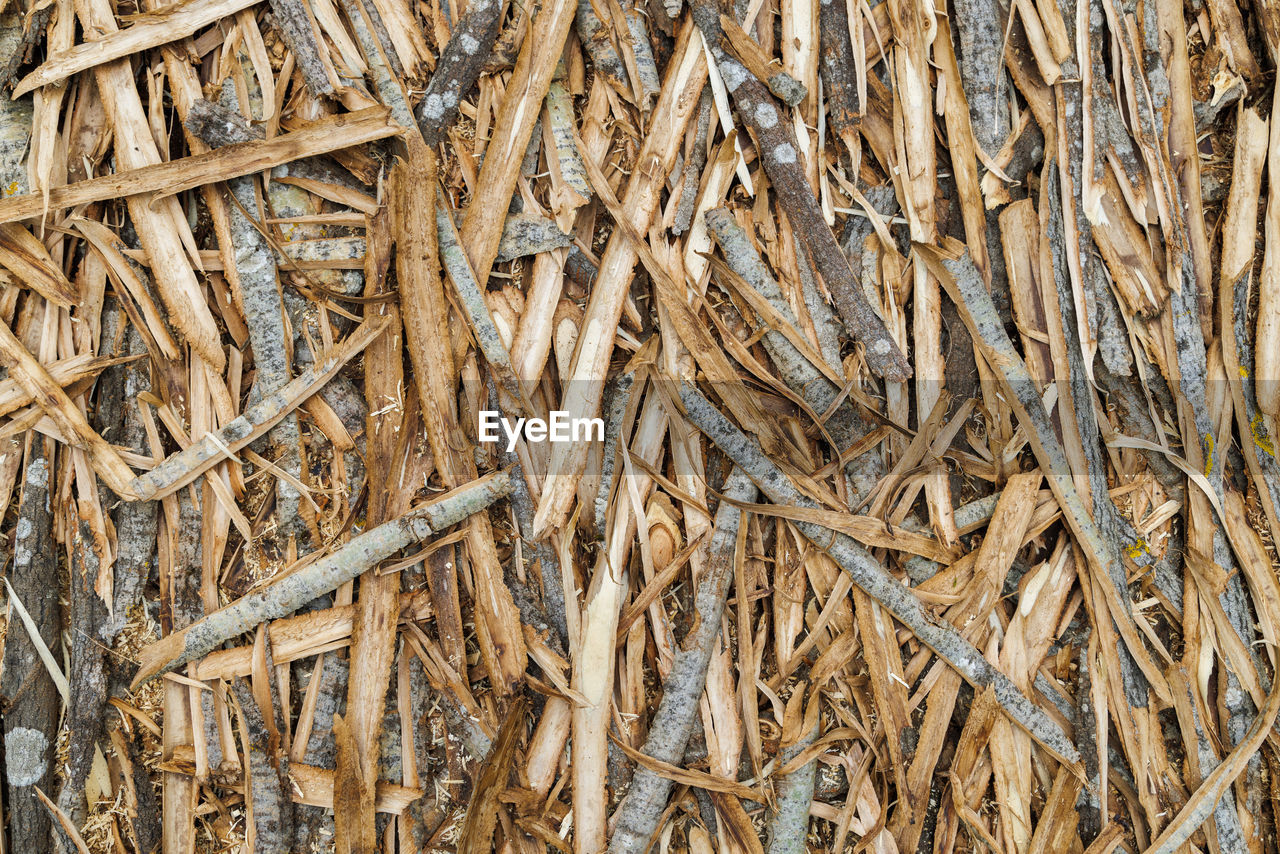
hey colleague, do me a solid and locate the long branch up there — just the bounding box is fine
[677,384,1082,768]
[131,470,512,686]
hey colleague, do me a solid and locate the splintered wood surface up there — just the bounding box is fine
[0,0,1279,849]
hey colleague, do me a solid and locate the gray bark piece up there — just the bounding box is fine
[1096,360,1184,495]
[499,393,568,647]
[132,471,512,683]
[341,0,416,130]
[1167,258,1264,826]
[56,514,111,842]
[101,315,160,643]
[950,0,1009,155]
[546,71,591,201]
[173,488,206,627]
[673,89,713,235]
[185,98,264,148]
[1085,0,1143,192]
[1044,168,1149,707]
[1180,674,1249,854]
[266,1,335,96]
[217,81,311,548]
[800,249,846,373]
[902,493,1001,583]
[399,653,447,850]
[358,0,404,77]
[495,212,574,262]
[437,190,524,404]
[818,0,859,146]
[0,8,50,88]
[1,443,59,852]
[232,679,295,852]
[1231,271,1280,547]
[416,0,503,146]
[594,371,635,539]
[577,0,630,95]
[1073,642,1102,844]
[621,0,662,107]
[292,654,346,852]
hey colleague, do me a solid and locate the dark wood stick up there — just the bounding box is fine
[1,440,61,851]
[690,0,909,380]
[267,0,335,95]
[415,0,503,146]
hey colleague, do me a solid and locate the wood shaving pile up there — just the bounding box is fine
[0,0,1276,851]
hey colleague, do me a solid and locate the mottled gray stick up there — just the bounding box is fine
[673,88,713,235]
[678,385,1082,767]
[621,0,662,107]
[706,207,882,504]
[211,81,311,548]
[128,318,387,502]
[341,0,417,130]
[494,211,574,262]
[0,27,33,186]
[1073,642,1102,843]
[564,245,600,289]
[1042,168,1150,709]
[292,654,347,851]
[488,379,569,647]
[546,68,592,202]
[399,651,446,851]
[416,0,503,146]
[184,98,263,147]
[1095,362,1184,497]
[2,443,60,852]
[951,0,1009,156]
[57,338,140,838]
[577,0,630,95]
[608,469,758,854]
[231,678,295,852]
[101,312,160,646]
[131,470,512,685]
[766,722,820,854]
[1166,256,1264,829]
[358,0,404,77]
[593,371,636,537]
[267,0,335,95]
[924,245,1171,704]
[1153,674,1255,854]
[437,190,526,407]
